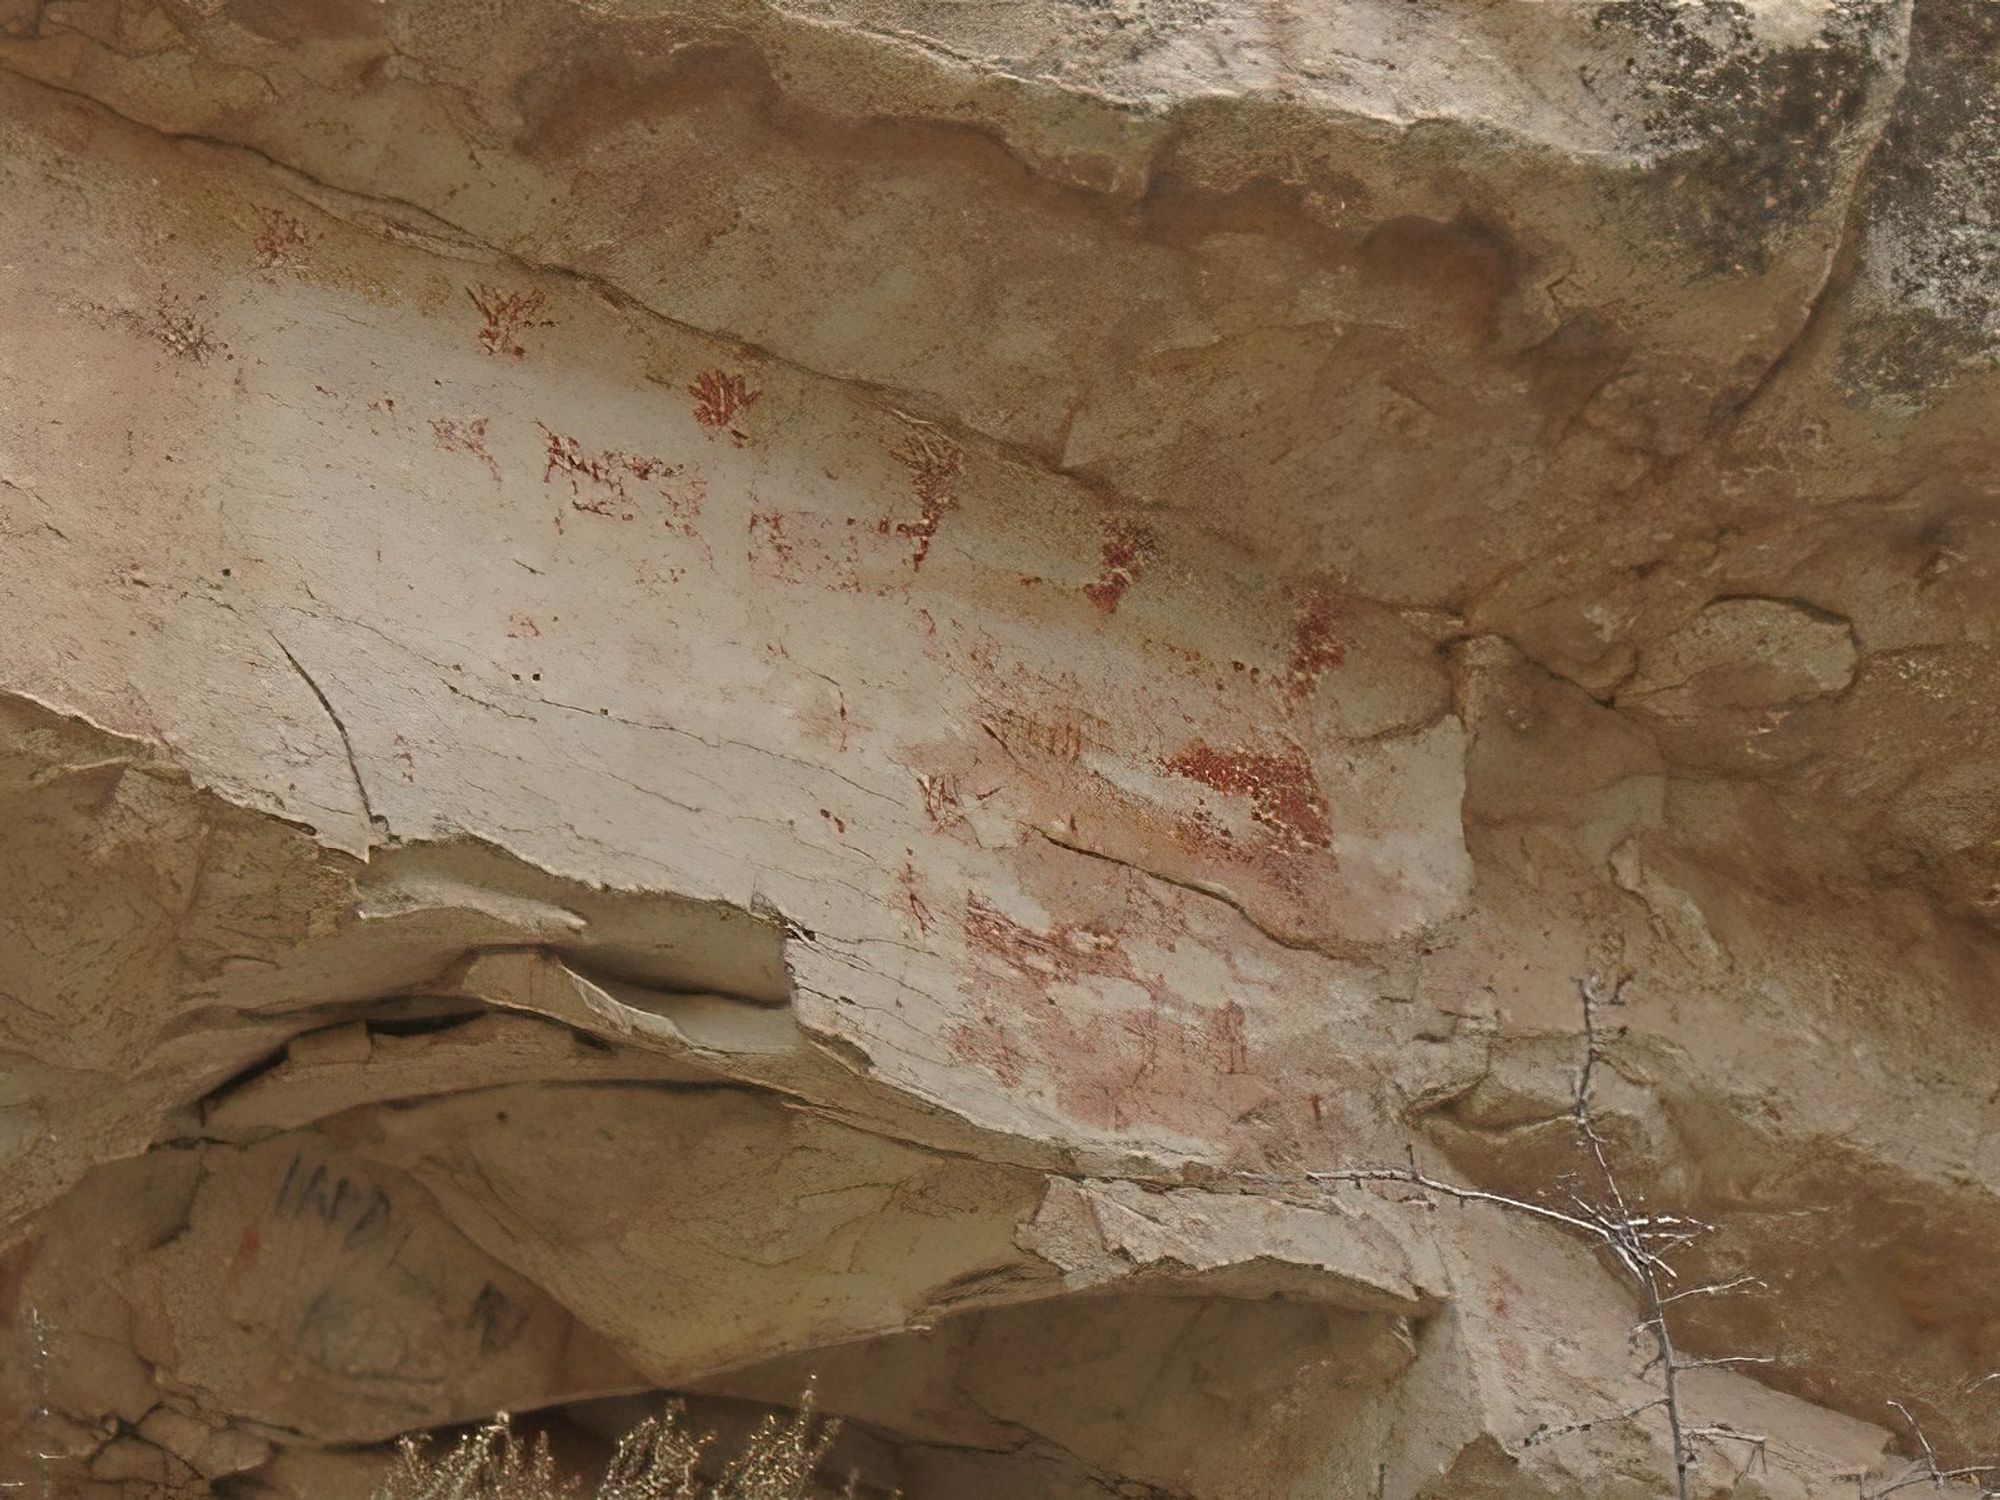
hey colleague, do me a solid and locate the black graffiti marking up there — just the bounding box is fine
[344,1187,394,1250]
[272,1152,395,1247]
[469,1282,529,1356]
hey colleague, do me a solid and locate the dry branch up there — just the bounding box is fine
[1857,1395,2000,1497]
[1280,974,1772,1500]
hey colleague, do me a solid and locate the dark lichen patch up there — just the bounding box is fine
[1589,0,1898,277]
[1841,0,2000,396]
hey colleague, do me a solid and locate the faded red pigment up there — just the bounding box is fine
[889,432,961,570]
[687,369,760,444]
[1286,580,1346,698]
[1082,518,1155,614]
[1160,743,1332,851]
[951,894,1272,1133]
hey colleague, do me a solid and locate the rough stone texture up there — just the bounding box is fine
[0,0,1997,1494]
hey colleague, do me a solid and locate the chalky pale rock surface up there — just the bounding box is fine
[1,0,1998,1493]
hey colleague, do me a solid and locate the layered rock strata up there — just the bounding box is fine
[2,0,1999,1493]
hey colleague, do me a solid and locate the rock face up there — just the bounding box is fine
[1,0,1997,1494]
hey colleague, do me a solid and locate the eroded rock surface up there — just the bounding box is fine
[1,0,1997,1493]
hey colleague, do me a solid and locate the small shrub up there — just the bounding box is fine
[377,1391,880,1500]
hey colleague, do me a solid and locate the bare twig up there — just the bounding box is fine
[1522,1397,1670,1448]
[1281,974,1774,1500]
[1685,1422,1770,1484]
[1278,973,2000,1499]
[1660,1275,1767,1305]
[1861,1399,2000,1497]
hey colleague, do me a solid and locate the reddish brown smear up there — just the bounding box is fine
[890,429,961,570]
[1161,743,1332,851]
[900,858,933,936]
[893,499,947,570]
[430,416,500,482]
[963,893,1133,995]
[539,424,685,521]
[953,896,1270,1133]
[948,1013,1028,1087]
[748,509,796,571]
[542,426,634,516]
[145,291,219,362]
[1082,518,1155,614]
[467,285,553,359]
[687,370,761,444]
[229,1225,260,1278]
[253,208,307,271]
[1287,582,1346,698]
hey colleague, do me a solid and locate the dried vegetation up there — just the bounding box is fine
[376,1392,885,1500]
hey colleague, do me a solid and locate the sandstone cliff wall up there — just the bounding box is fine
[1,0,1998,1493]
